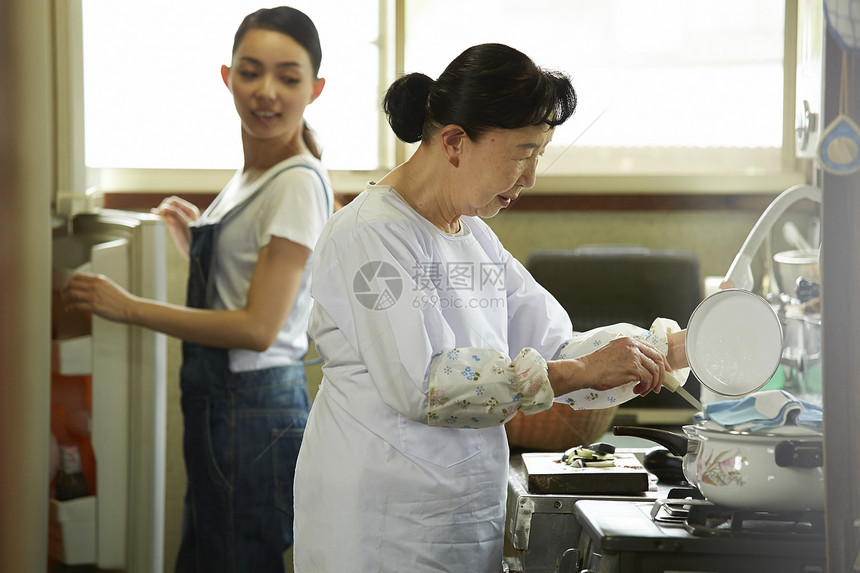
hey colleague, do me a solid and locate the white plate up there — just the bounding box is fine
[685,289,783,397]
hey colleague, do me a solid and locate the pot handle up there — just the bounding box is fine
[612,425,689,457]
[774,440,824,468]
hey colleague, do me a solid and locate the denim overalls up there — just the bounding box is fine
[175,165,328,573]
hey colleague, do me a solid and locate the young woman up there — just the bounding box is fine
[292,43,689,572]
[63,7,332,571]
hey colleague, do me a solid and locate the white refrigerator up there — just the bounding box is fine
[50,210,167,572]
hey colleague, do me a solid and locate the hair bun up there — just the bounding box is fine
[382,73,434,143]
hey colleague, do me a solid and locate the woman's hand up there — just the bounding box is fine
[152,196,199,260]
[61,272,139,324]
[548,336,671,397]
[585,336,670,394]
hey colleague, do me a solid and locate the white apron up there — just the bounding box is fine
[293,186,685,571]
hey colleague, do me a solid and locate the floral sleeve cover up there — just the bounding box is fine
[555,317,689,410]
[427,347,554,428]
[426,318,688,427]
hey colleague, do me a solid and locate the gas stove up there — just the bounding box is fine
[570,494,826,573]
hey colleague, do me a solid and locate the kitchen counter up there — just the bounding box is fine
[504,450,675,573]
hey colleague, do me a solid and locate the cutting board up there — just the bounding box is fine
[522,452,650,495]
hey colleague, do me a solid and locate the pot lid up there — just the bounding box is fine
[685,289,783,397]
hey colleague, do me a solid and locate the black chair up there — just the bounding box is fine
[526,245,703,418]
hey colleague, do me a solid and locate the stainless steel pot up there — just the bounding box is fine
[774,296,822,395]
[614,425,824,511]
[773,249,820,295]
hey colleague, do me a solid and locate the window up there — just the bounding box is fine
[404,0,789,178]
[81,0,382,171]
[75,0,802,193]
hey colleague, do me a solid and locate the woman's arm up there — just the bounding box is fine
[62,236,309,351]
[426,332,676,428]
[543,320,691,411]
[666,329,688,370]
[546,335,671,398]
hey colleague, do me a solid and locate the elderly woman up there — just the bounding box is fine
[293,43,689,572]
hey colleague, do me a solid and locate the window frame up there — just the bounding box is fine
[58,0,806,200]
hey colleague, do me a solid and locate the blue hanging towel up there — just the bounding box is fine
[695,389,823,433]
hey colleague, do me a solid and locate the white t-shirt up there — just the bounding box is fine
[194,154,333,372]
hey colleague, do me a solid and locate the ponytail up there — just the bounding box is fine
[303,123,322,160]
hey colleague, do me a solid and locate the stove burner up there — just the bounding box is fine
[649,488,709,526]
[648,489,825,539]
[684,504,826,538]
[666,486,704,500]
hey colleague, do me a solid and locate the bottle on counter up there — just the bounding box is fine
[54,444,90,501]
